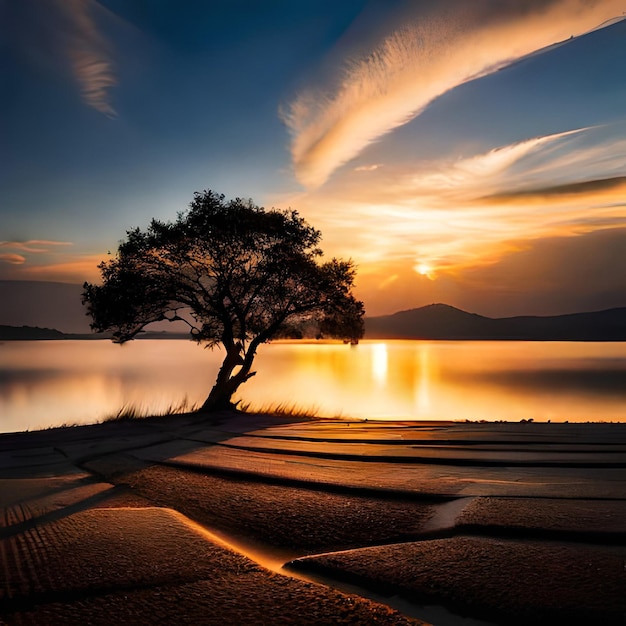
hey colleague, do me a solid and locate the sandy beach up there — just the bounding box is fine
[1,412,625,625]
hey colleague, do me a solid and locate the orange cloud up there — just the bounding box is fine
[18,255,106,283]
[275,125,626,292]
[0,254,26,265]
[0,240,73,253]
[354,164,383,172]
[284,0,625,188]
[0,240,103,282]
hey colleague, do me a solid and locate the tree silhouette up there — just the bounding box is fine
[83,190,364,411]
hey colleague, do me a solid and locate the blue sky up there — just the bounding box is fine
[1,0,626,316]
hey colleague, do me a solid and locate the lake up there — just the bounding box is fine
[0,339,625,433]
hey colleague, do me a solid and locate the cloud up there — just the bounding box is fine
[0,254,26,265]
[18,255,105,282]
[278,126,626,290]
[0,240,73,253]
[405,128,588,198]
[0,240,88,277]
[5,0,116,116]
[0,254,105,283]
[484,176,626,201]
[284,0,625,188]
[63,0,117,117]
[452,129,586,180]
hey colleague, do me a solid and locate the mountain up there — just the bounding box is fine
[0,325,189,341]
[365,303,626,341]
[0,325,66,340]
[2,280,625,341]
[0,281,92,334]
[0,280,188,335]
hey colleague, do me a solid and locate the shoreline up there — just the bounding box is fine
[4,411,626,440]
[1,412,625,625]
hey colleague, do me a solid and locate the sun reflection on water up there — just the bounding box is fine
[371,343,388,386]
[414,344,432,415]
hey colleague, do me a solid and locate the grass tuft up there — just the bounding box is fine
[102,396,200,423]
[238,400,321,419]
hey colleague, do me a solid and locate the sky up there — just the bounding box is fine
[1,0,626,317]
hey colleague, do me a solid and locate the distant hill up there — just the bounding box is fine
[0,326,189,341]
[365,303,626,341]
[2,280,625,341]
[0,280,188,335]
[0,281,91,334]
[0,325,67,340]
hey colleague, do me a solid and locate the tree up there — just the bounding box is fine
[82,190,365,412]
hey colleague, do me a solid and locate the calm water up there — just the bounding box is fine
[0,339,625,433]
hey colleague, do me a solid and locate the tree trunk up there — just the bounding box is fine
[198,344,257,412]
[200,379,241,412]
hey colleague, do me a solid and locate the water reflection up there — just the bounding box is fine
[414,344,432,414]
[0,340,219,433]
[453,368,626,394]
[0,339,624,432]
[243,341,626,423]
[370,343,388,386]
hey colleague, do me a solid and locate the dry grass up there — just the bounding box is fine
[102,396,200,422]
[104,397,346,423]
[238,400,322,419]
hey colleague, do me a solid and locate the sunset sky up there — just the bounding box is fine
[2,0,626,317]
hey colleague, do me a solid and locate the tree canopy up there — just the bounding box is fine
[83,190,364,411]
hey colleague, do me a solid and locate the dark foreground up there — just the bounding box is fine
[1,413,625,625]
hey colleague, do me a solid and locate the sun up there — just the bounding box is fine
[414,262,436,280]
[416,263,432,277]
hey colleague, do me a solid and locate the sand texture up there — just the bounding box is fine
[1,412,625,625]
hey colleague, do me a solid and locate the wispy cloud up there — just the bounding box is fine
[0,252,105,282]
[0,240,77,272]
[279,126,626,290]
[399,129,588,200]
[63,0,117,117]
[354,164,383,172]
[283,0,625,188]
[18,255,105,282]
[485,176,626,201]
[6,0,116,116]
[0,254,26,265]
[451,130,586,180]
[0,240,73,254]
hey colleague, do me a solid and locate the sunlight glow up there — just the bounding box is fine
[415,263,434,278]
[276,125,626,316]
[19,255,106,282]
